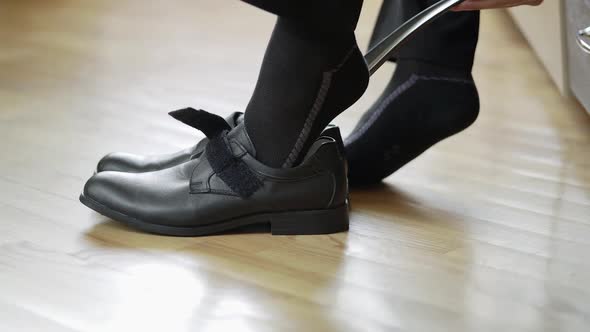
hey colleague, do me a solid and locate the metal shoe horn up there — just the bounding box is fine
[365,0,466,75]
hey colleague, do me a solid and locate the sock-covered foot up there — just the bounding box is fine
[345,59,479,186]
[244,17,369,168]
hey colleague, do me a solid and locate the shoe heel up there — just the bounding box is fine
[270,205,349,235]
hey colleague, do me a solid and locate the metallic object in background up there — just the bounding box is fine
[364,0,466,75]
[565,0,590,114]
[577,26,590,54]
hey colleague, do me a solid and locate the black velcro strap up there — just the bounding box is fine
[206,135,263,198]
[169,108,231,138]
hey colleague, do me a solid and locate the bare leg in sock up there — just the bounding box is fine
[345,0,480,185]
[241,0,369,167]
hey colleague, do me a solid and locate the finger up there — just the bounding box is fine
[452,0,526,11]
[463,0,541,10]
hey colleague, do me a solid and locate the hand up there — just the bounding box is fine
[452,0,544,11]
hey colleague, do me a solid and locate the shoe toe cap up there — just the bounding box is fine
[82,166,193,225]
[96,152,142,173]
[83,172,131,209]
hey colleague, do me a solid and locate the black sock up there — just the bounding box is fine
[244,17,369,168]
[344,59,479,186]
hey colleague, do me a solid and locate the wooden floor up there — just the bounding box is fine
[1,1,590,331]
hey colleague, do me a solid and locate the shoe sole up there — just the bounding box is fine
[79,194,349,236]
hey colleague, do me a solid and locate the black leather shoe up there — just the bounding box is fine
[96,110,244,173]
[81,109,349,236]
[96,109,344,174]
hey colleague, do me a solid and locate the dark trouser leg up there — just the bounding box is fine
[345,0,481,185]
[240,0,369,167]
[369,0,479,70]
[242,0,362,32]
